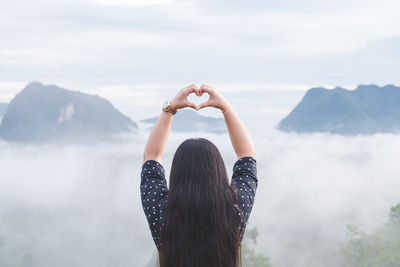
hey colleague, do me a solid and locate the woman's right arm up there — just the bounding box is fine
[198,84,256,160]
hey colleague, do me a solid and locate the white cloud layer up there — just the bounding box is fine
[1,130,399,266]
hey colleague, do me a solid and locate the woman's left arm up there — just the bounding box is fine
[142,84,200,164]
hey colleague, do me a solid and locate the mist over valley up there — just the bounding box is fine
[1,82,400,266]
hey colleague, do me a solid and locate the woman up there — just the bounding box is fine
[140,84,257,267]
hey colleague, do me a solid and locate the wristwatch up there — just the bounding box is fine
[162,100,177,115]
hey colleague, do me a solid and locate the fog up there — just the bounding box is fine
[1,129,400,267]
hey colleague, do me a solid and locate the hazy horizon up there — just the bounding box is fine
[1,128,400,266]
[0,81,310,133]
[4,81,398,133]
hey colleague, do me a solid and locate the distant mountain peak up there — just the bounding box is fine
[26,81,44,88]
[355,84,380,91]
[0,103,8,124]
[140,109,226,134]
[0,82,138,143]
[24,81,57,93]
[332,86,346,91]
[278,84,400,135]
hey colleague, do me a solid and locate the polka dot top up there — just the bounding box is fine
[140,156,258,250]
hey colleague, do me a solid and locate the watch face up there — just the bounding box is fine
[162,101,169,110]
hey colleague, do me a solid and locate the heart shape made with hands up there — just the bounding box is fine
[187,91,210,109]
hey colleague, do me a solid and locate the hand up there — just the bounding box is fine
[170,84,200,110]
[197,84,230,111]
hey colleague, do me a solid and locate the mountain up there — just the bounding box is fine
[140,109,227,134]
[0,103,8,126]
[0,103,8,116]
[278,84,400,135]
[0,82,138,143]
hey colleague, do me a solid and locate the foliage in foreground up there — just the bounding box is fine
[241,227,274,267]
[341,203,400,267]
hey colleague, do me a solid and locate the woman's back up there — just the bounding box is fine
[141,84,257,267]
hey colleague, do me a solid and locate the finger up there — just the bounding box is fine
[187,102,198,110]
[195,86,201,96]
[199,84,211,95]
[185,84,199,95]
[198,100,211,110]
[200,84,211,89]
[182,84,194,94]
[187,84,199,91]
[193,86,201,96]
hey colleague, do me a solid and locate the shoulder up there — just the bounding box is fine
[142,159,164,168]
[142,160,165,175]
[233,156,257,175]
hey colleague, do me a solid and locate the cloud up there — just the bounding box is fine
[1,130,400,266]
[0,82,27,102]
[90,0,175,5]
[250,131,400,266]
[0,0,399,86]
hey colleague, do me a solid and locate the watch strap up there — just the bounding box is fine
[162,101,177,115]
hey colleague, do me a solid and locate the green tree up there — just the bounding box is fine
[341,202,400,267]
[242,227,274,267]
[389,203,400,224]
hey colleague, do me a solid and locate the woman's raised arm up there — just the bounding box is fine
[198,84,256,160]
[142,84,200,164]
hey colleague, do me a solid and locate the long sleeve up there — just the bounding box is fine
[230,156,258,240]
[140,160,169,249]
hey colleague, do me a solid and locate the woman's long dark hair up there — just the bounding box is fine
[159,138,241,267]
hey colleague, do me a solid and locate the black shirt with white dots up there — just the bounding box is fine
[140,156,258,250]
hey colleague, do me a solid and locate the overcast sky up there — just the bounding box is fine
[0,0,399,119]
